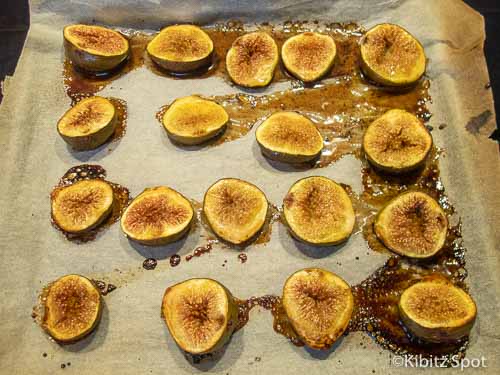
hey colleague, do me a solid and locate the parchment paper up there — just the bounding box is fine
[1,0,499,374]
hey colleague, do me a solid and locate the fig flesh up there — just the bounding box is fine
[283,176,355,246]
[64,24,129,72]
[162,278,238,354]
[374,191,448,258]
[162,96,229,145]
[121,186,194,246]
[42,274,102,343]
[363,109,432,173]
[147,25,214,73]
[226,32,279,88]
[360,24,426,87]
[51,179,115,234]
[282,268,354,349]
[282,32,336,82]
[57,96,117,150]
[203,178,268,245]
[255,111,323,163]
[399,279,476,343]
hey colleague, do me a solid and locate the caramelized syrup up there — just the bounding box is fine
[51,165,130,243]
[107,97,128,143]
[60,21,471,362]
[155,75,430,156]
[169,254,181,267]
[62,32,149,102]
[142,258,157,270]
[185,241,216,262]
[93,279,117,295]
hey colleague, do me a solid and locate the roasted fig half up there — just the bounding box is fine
[57,96,117,151]
[374,191,448,258]
[42,274,102,343]
[363,109,432,173]
[226,32,279,88]
[51,179,115,234]
[162,278,238,355]
[203,178,268,246]
[282,268,353,349]
[121,186,194,246]
[255,111,324,163]
[283,176,355,246]
[360,24,426,87]
[399,279,476,343]
[63,24,129,73]
[282,32,336,82]
[147,25,214,73]
[162,96,229,145]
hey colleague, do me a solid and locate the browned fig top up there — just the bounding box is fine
[375,191,448,258]
[57,96,116,137]
[363,109,432,171]
[283,176,355,244]
[64,24,129,56]
[400,280,476,328]
[360,23,426,85]
[42,275,101,342]
[226,32,278,87]
[147,25,213,62]
[281,32,336,82]
[121,186,194,242]
[282,268,353,349]
[51,179,114,233]
[203,178,268,245]
[256,111,323,156]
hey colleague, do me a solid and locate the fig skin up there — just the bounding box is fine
[120,186,194,246]
[161,278,239,355]
[57,96,118,151]
[281,32,337,82]
[374,191,448,258]
[63,24,130,73]
[282,176,355,246]
[399,279,477,343]
[162,96,229,145]
[203,178,269,246]
[147,25,214,74]
[360,24,426,87]
[51,179,115,234]
[362,109,432,174]
[42,274,103,343]
[282,268,354,350]
[255,111,324,164]
[226,32,279,88]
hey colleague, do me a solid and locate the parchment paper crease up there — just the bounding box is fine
[0,0,499,373]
